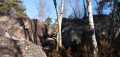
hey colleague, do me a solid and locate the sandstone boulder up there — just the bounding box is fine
[48,16,120,48]
[62,19,86,48]
[0,16,47,46]
[0,27,47,57]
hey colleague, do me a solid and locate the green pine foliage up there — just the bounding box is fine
[0,0,27,18]
[44,17,53,27]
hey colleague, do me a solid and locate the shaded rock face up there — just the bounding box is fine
[48,16,120,48]
[48,19,86,48]
[48,22,58,37]
[0,28,47,57]
[0,16,47,46]
[62,19,87,48]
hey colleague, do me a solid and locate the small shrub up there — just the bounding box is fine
[98,39,114,57]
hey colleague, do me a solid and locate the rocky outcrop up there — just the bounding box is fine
[0,16,47,46]
[48,22,58,37]
[48,16,120,48]
[47,19,86,48]
[62,19,87,48]
[0,27,47,57]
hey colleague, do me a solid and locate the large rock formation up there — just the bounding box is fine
[0,27,47,57]
[62,19,87,48]
[48,15,120,48]
[0,16,47,46]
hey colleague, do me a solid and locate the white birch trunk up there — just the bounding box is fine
[53,0,60,50]
[87,0,98,57]
[59,0,64,47]
[53,0,64,50]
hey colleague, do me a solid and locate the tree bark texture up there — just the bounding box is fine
[87,0,98,57]
[53,0,64,50]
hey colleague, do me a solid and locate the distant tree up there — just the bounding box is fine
[44,17,53,28]
[54,18,57,22]
[53,0,64,50]
[87,0,98,57]
[68,15,73,19]
[108,0,119,40]
[96,0,120,40]
[83,0,87,19]
[58,0,68,18]
[63,0,68,18]
[38,0,51,21]
[95,0,112,15]
[63,4,68,18]
[0,0,27,18]
[117,1,120,19]
[67,0,81,19]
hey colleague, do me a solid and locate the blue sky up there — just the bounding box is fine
[22,0,84,20]
[22,0,58,20]
[22,0,111,21]
[22,0,39,19]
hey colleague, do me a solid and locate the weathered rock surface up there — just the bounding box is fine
[48,22,58,37]
[62,19,86,48]
[0,16,47,46]
[0,27,47,57]
[48,16,120,48]
[42,37,56,52]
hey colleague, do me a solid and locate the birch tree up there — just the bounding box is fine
[59,0,68,18]
[38,0,51,21]
[87,0,98,57]
[53,0,64,50]
[68,0,81,19]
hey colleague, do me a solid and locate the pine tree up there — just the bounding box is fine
[44,17,53,28]
[68,15,73,19]
[0,0,27,18]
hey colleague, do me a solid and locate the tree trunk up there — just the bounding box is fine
[83,0,87,19]
[53,0,60,21]
[59,0,64,47]
[108,0,118,40]
[53,0,64,50]
[7,7,11,16]
[87,0,98,57]
[53,0,60,50]
[69,1,77,19]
